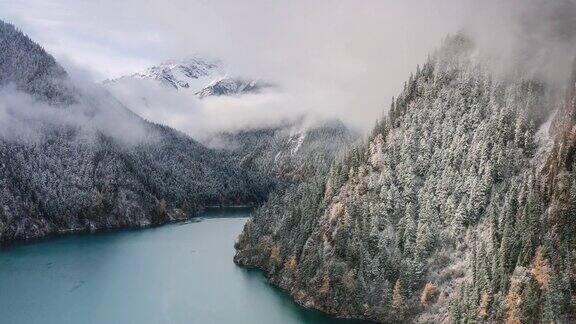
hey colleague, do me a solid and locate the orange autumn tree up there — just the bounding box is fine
[531,246,551,289]
[392,279,405,309]
[391,279,408,321]
[420,282,437,306]
[505,287,522,324]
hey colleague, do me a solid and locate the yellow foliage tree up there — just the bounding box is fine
[531,246,551,289]
[505,283,522,324]
[420,282,438,306]
[392,279,405,310]
[269,245,282,266]
[285,255,298,273]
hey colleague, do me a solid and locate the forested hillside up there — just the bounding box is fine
[235,35,576,322]
[0,20,270,243]
[0,20,76,105]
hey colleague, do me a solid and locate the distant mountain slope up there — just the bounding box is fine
[235,35,576,323]
[196,77,272,98]
[205,119,357,183]
[0,20,270,243]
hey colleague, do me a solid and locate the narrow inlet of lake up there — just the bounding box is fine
[0,208,369,324]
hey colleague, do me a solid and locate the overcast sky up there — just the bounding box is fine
[1,0,575,131]
[0,1,467,78]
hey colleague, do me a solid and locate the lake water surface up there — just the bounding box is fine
[0,208,367,324]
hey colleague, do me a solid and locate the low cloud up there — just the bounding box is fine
[106,78,311,139]
[3,0,576,134]
[462,0,576,87]
[0,81,157,145]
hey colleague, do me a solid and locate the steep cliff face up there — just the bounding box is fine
[235,35,576,322]
[0,21,270,243]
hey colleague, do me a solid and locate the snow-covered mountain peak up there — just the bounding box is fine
[104,57,273,97]
[105,57,223,90]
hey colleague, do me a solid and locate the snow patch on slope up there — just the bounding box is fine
[289,133,306,155]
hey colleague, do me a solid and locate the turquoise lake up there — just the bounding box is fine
[0,208,368,324]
